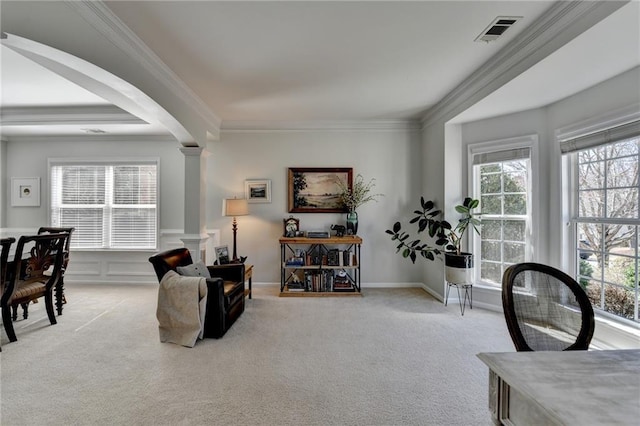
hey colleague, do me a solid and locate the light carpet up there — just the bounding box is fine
[1,284,514,425]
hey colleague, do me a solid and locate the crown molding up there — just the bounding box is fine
[0,105,145,126]
[421,0,629,127]
[5,134,177,144]
[221,120,422,133]
[67,1,221,133]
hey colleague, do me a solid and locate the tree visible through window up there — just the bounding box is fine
[574,136,640,322]
[474,156,531,285]
[50,162,158,250]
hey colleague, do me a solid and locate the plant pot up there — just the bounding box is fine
[444,252,474,284]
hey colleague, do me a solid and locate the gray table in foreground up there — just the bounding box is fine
[477,349,640,425]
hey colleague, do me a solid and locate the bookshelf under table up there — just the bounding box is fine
[279,236,362,297]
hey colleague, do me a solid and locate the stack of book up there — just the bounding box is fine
[333,271,354,292]
[286,281,306,292]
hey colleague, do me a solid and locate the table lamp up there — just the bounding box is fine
[223,197,249,262]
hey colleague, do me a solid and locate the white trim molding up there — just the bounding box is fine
[0,105,146,126]
[221,120,422,133]
[67,0,221,137]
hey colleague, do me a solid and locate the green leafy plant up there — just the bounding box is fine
[579,259,594,289]
[335,174,383,212]
[385,197,481,263]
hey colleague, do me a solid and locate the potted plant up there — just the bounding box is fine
[385,197,481,284]
[335,174,383,235]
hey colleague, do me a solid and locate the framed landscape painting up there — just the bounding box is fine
[288,167,352,213]
[245,179,271,203]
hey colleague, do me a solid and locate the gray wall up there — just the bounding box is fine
[208,128,424,285]
[3,138,185,231]
[1,128,426,287]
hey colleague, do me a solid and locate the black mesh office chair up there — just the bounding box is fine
[502,262,595,351]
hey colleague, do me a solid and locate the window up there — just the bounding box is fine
[563,121,640,323]
[470,143,533,285]
[50,161,158,250]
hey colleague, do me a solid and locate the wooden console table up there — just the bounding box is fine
[477,349,640,425]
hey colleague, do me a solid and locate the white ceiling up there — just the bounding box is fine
[453,0,640,123]
[0,1,639,137]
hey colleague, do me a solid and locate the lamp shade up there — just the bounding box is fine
[223,198,249,217]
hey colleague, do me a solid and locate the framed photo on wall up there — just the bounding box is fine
[245,179,272,203]
[11,177,41,207]
[288,167,352,213]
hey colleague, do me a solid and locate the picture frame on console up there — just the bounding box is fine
[215,245,230,264]
[288,167,352,213]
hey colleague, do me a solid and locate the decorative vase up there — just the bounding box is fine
[346,211,358,235]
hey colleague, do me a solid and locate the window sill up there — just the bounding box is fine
[472,281,639,349]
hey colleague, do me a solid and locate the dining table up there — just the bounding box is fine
[477,349,640,425]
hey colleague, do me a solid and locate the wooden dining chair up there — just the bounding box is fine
[1,238,15,351]
[38,226,74,314]
[1,233,68,342]
[1,237,15,286]
[502,262,595,351]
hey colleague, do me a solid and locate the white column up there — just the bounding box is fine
[0,138,6,229]
[179,147,209,262]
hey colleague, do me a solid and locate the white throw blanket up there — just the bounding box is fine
[156,270,208,348]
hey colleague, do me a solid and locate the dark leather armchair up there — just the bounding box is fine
[148,248,245,338]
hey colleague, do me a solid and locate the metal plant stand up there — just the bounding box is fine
[445,282,473,315]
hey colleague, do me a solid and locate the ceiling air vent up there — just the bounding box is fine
[475,16,522,43]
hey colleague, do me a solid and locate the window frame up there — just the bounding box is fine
[568,137,640,324]
[48,157,160,251]
[467,135,538,286]
[558,107,640,325]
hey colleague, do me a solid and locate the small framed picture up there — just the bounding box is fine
[11,177,41,207]
[245,179,272,203]
[215,245,230,264]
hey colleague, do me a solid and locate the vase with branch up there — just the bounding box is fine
[336,174,383,235]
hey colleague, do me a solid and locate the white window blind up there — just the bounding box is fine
[473,147,531,165]
[50,162,158,249]
[560,120,640,154]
